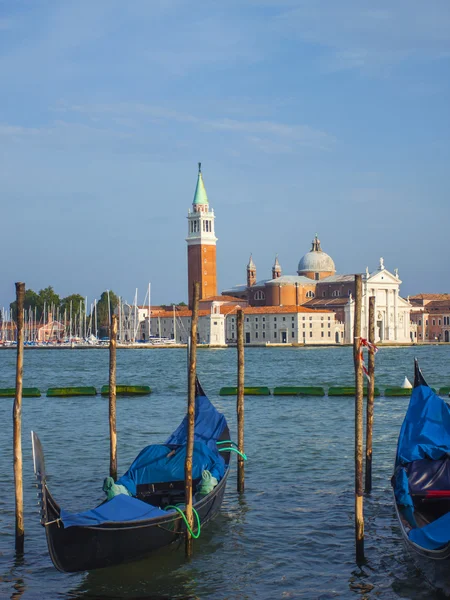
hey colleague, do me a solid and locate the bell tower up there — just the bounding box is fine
[186,163,218,308]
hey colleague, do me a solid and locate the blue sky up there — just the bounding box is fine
[1,0,449,309]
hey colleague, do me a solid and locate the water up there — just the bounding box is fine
[0,345,449,599]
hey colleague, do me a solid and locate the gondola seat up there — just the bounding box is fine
[406,457,450,519]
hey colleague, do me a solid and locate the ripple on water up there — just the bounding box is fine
[0,345,450,599]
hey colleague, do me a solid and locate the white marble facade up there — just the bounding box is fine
[344,259,411,343]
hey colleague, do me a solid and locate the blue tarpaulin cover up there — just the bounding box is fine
[166,393,228,452]
[117,441,225,496]
[61,494,167,528]
[396,385,450,465]
[60,387,228,527]
[394,383,450,550]
[409,511,450,550]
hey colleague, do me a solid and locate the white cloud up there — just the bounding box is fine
[53,102,335,152]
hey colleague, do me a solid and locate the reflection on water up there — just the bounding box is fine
[0,345,450,599]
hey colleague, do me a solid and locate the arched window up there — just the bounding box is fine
[254,291,265,301]
[306,291,315,298]
[332,290,340,297]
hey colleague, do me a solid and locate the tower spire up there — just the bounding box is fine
[272,255,281,279]
[247,254,256,287]
[192,163,208,210]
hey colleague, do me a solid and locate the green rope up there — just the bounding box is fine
[216,440,237,446]
[165,505,201,539]
[218,447,247,461]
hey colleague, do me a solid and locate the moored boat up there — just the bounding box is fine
[392,360,450,592]
[32,378,233,572]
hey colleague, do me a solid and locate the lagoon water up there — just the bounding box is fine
[1,345,450,599]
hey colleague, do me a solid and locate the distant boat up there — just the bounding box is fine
[401,376,413,389]
[392,361,450,592]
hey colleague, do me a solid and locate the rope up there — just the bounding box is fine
[165,505,201,539]
[218,447,247,460]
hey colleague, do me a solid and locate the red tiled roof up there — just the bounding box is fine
[149,304,333,318]
[220,305,333,315]
[200,295,244,303]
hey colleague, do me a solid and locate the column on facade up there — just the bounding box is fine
[386,289,390,341]
[394,288,398,341]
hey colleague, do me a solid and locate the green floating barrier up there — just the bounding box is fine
[328,386,381,397]
[47,386,97,397]
[101,385,152,396]
[439,386,450,396]
[384,387,436,397]
[273,386,325,397]
[219,386,271,396]
[0,387,41,398]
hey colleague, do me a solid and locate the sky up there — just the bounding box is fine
[1,0,449,309]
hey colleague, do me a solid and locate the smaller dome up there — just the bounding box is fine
[297,235,335,275]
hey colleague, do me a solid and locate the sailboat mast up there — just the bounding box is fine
[148,283,151,340]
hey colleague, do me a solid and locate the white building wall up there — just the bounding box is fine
[225,311,342,345]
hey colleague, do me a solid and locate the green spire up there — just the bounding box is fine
[193,162,209,206]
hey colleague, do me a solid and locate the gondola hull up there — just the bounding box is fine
[394,497,450,594]
[392,361,450,593]
[32,377,233,573]
[41,469,229,573]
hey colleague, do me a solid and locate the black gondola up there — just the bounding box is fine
[392,360,450,591]
[32,378,233,573]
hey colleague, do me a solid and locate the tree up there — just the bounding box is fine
[96,290,119,328]
[10,289,41,320]
[61,294,85,318]
[38,286,61,319]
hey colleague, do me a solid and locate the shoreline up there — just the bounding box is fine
[0,342,449,350]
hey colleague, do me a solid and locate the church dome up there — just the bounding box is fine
[297,235,335,277]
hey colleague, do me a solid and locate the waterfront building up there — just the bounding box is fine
[409,294,450,342]
[223,236,412,343]
[140,302,341,346]
[186,163,218,308]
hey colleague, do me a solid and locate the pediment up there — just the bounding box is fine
[367,269,400,285]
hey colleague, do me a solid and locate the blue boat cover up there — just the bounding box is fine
[117,440,225,496]
[59,387,228,526]
[409,510,450,551]
[394,383,450,550]
[61,494,167,528]
[393,467,414,509]
[396,385,450,465]
[166,393,228,452]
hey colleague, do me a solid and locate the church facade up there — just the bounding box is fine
[183,164,412,345]
[222,236,412,344]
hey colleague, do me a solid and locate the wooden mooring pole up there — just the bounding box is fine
[237,309,245,493]
[365,296,376,494]
[109,314,118,480]
[353,274,364,563]
[13,282,25,553]
[185,282,199,558]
